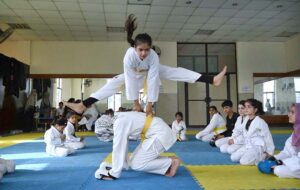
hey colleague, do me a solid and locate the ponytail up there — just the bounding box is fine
[125,14,137,47]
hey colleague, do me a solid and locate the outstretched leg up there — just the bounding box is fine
[159,64,227,86]
[64,74,125,113]
[64,66,227,113]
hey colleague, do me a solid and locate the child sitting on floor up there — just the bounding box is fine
[172,112,187,141]
[64,112,85,149]
[195,106,226,142]
[44,118,75,157]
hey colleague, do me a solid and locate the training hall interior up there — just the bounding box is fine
[0,0,300,189]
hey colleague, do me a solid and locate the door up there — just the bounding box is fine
[178,43,237,127]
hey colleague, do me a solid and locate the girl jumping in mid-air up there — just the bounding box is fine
[64,14,227,116]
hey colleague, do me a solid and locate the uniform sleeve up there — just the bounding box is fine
[146,53,160,102]
[275,136,294,160]
[201,114,218,135]
[262,121,275,155]
[171,121,177,133]
[181,121,187,130]
[124,51,140,101]
[64,125,80,142]
[232,117,245,144]
[44,131,63,146]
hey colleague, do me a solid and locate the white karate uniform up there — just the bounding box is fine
[218,116,245,153]
[172,120,187,141]
[90,65,200,102]
[96,112,177,179]
[231,116,275,165]
[124,47,160,102]
[195,113,226,142]
[0,158,15,176]
[44,126,75,157]
[273,135,300,178]
[79,105,98,131]
[63,122,85,149]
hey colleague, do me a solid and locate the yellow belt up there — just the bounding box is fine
[141,115,153,142]
[213,126,226,134]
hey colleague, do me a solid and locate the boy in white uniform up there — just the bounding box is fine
[195,106,226,142]
[44,118,75,157]
[172,112,187,141]
[64,112,85,149]
[95,112,180,180]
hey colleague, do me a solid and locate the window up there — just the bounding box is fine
[295,77,300,103]
[108,93,121,111]
[263,80,275,112]
[178,56,218,73]
[56,78,62,106]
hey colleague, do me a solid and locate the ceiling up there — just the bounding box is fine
[0,0,300,42]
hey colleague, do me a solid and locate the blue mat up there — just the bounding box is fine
[0,134,290,190]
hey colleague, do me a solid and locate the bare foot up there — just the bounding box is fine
[101,176,115,181]
[165,157,181,177]
[213,65,227,86]
[63,101,86,114]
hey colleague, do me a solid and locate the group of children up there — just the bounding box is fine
[1,12,299,183]
[193,99,300,179]
[44,112,85,157]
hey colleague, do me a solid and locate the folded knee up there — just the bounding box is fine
[240,157,255,165]
[273,166,285,177]
[130,158,145,171]
[230,155,239,162]
[220,147,227,153]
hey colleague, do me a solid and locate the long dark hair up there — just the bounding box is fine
[125,14,152,47]
[246,99,265,115]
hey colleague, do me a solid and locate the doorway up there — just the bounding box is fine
[177,43,238,127]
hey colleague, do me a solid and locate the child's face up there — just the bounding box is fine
[223,106,232,115]
[288,106,295,124]
[59,103,63,108]
[245,102,257,116]
[55,125,65,133]
[68,115,77,124]
[135,43,151,60]
[209,108,216,116]
[176,115,182,121]
[238,104,245,116]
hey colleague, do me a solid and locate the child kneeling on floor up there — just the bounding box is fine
[95,112,180,180]
[44,118,75,157]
